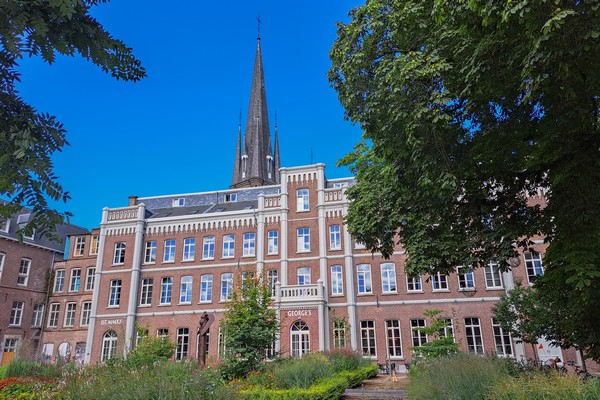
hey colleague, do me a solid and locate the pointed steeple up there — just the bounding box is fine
[274,113,281,184]
[231,31,279,189]
[231,116,243,186]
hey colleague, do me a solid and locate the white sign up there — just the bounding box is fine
[287,310,312,317]
[100,319,123,326]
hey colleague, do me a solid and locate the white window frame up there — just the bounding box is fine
[296,228,310,252]
[113,242,126,265]
[331,265,343,296]
[385,319,403,358]
[85,267,95,291]
[381,263,397,293]
[101,331,117,362]
[80,302,92,326]
[172,198,185,207]
[484,262,503,289]
[163,239,176,262]
[108,279,121,307]
[200,274,213,302]
[267,230,278,255]
[360,320,377,357]
[9,301,24,326]
[90,235,99,255]
[333,319,346,348]
[290,321,310,357]
[267,269,278,297]
[73,236,86,257]
[524,251,544,283]
[357,264,372,294]
[222,234,235,258]
[297,267,311,286]
[465,317,484,354]
[144,241,157,264]
[48,303,60,327]
[243,233,255,256]
[69,268,81,292]
[411,319,428,347]
[17,258,31,286]
[160,277,173,305]
[329,225,341,250]
[432,272,449,291]
[296,188,309,211]
[0,253,4,281]
[0,219,9,233]
[179,276,193,304]
[202,236,215,259]
[176,328,189,360]
[140,278,153,306]
[492,317,513,357]
[54,270,66,292]
[407,275,422,292]
[457,266,475,290]
[220,273,233,302]
[64,302,76,327]
[32,304,44,327]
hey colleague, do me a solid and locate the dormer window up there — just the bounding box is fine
[267,155,273,179]
[17,213,31,226]
[0,219,9,233]
[225,193,237,203]
[172,198,185,207]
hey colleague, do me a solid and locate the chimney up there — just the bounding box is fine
[128,196,138,206]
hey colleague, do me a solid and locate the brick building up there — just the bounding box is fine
[0,205,87,365]
[40,37,591,371]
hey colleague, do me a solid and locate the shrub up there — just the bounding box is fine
[408,353,510,400]
[325,348,371,373]
[490,371,600,400]
[4,359,63,379]
[272,353,334,389]
[243,376,348,400]
[338,364,379,388]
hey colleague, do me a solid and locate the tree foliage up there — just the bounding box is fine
[0,0,145,239]
[220,272,279,379]
[330,1,600,359]
[411,309,459,360]
[125,324,176,369]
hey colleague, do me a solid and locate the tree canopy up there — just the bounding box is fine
[0,0,145,238]
[329,1,600,359]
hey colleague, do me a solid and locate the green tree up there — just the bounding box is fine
[492,283,551,361]
[329,1,600,359]
[0,0,145,239]
[411,309,459,360]
[125,324,175,369]
[220,272,279,379]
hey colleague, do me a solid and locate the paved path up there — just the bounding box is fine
[343,373,408,399]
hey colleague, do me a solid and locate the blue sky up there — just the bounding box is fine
[16,1,364,230]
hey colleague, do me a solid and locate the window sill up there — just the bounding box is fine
[296,209,310,213]
[267,252,279,256]
[242,254,256,258]
[112,263,124,267]
[198,300,212,304]
[143,261,156,265]
[182,259,194,263]
[162,260,175,264]
[296,250,311,254]
[107,305,119,309]
[8,324,21,328]
[158,303,171,307]
[221,256,235,260]
[201,257,215,261]
[432,289,450,292]
[329,248,342,252]
[178,302,192,306]
[485,287,504,291]
[407,290,424,293]
[357,293,374,296]
[381,291,398,295]
[331,294,344,297]
[139,304,151,308]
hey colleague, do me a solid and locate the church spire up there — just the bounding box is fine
[231,29,279,189]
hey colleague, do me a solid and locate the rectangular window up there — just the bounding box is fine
[32,304,44,327]
[457,266,475,290]
[225,193,237,202]
[360,320,376,357]
[381,263,397,293]
[329,225,341,250]
[48,303,60,327]
[331,265,343,295]
[140,278,153,306]
[173,198,185,207]
[9,301,24,326]
[114,242,126,264]
[222,235,235,258]
[73,236,86,256]
[144,241,157,263]
[465,317,484,354]
[411,319,427,347]
[90,235,99,255]
[200,274,213,302]
[296,188,309,211]
[485,262,503,288]
[357,264,372,294]
[386,320,403,357]
[432,272,448,290]
[220,273,233,301]
[160,277,173,305]
[407,275,422,291]
[524,251,544,282]
[0,253,4,281]
[69,268,81,292]
[176,328,189,360]
[267,231,278,254]
[0,219,9,232]
[17,259,30,286]
[109,280,121,306]
[296,228,310,252]
[183,238,195,261]
[157,328,169,339]
[243,233,255,256]
[54,270,65,292]
[440,318,454,340]
[81,302,92,326]
[492,317,513,357]
[267,269,278,297]
[180,276,193,304]
[218,327,226,356]
[333,319,346,348]
[202,236,215,259]
[85,267,95,291]
[164,239,176,262]
[297,267,311,285]
[64,302,76,327]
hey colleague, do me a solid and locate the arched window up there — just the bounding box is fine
[290,321,310,357]
[101,331,118,362]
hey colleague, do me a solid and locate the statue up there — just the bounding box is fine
[197,312,214,366]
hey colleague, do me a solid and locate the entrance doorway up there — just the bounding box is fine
[290,321,310,357]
